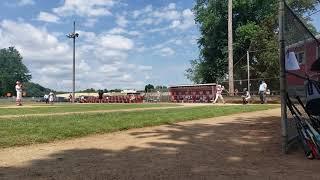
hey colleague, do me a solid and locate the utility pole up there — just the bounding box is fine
[228,0,234,96]
[247,51,250,93]
[279,0,288,154]
[67,21,79,103]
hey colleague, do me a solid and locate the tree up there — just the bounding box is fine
[186,0,319,84]
[109,89,122,93]
[77,88,96,93]
[145,84,154,92]
[155,85,168,90]
[0,47,31,96]
[23,82,53,97]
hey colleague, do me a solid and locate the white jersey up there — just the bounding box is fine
[15,85,22,93]
[49,93,54,102]
[245,91,251,98]
[15,85,22,100]
[259,83,267,92]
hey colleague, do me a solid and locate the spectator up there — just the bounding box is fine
[234,89,239,96]
[242,88,251,105]
[259,80,267,104]
[80,96,86,103]
[15,81,23,106]
[69,94,73,103]
[98,90,104,103]
[266,89,271,95]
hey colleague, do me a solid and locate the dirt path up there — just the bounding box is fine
[1,108,318,180]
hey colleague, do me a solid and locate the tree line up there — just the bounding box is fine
[186,0,319,89]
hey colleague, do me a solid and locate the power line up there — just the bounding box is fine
[233,53,247,67]
[233,47,278,67]
[221,77,279,82]
[306,9,320,18]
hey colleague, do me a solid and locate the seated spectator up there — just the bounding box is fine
[235,89,239,96]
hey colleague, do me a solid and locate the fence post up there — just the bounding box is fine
[247,50,251,93]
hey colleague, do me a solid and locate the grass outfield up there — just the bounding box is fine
[0,103,180,116]
[0,105,278,148]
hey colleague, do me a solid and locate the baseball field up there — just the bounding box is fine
[1,103,320,180]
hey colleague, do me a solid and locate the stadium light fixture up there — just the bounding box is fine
[67,21,79,103]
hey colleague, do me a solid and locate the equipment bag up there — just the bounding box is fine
[306,79,320,116]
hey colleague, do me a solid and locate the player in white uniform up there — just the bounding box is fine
[15,81,23,106]
[48,92,55,105]
[213,85,225,104]
[242,88,251,104]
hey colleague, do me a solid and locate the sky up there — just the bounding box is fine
[0,0,200,91]
[310,7,320,32]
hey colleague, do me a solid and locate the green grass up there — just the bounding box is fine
[0,103,180,116]
[0,105,278,148]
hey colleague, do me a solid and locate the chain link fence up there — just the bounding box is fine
[283,0,320,153]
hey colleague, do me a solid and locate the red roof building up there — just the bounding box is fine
[286,37,320,95]
[287,37,319,84]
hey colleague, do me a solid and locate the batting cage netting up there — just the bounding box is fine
[281,0,320,159]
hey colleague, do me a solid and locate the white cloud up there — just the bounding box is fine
[137,18,154,26]
[170,20,181,28]
[133,4,195,32]
[37,12,60,23]
[17,0,35,6]
[108,28,126,34]
[132,5,153,19]
[148,8,195,32]
[53,0,116,17]
[138,65,152,71]
[167,3,176,10]
[107,28,141,36]
[0,20,71,63]
[152,9,180,21]
[0,20,151,90]
[127,31,141,36]
[116,15,128,27]
[179,9,195,30]
[160,47,175,56]
[99,35,134,50]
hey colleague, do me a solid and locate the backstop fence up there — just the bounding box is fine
[281,0,320,153]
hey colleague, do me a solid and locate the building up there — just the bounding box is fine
[286,36,320,95]
[169,83,216,103]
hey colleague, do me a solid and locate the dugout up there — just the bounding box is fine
[169,83,216,103]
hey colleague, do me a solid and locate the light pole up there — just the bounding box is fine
[67,21,79,103]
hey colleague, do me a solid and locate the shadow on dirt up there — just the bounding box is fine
[1,114,320,180]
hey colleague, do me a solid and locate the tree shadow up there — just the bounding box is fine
[1,114,320,180]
